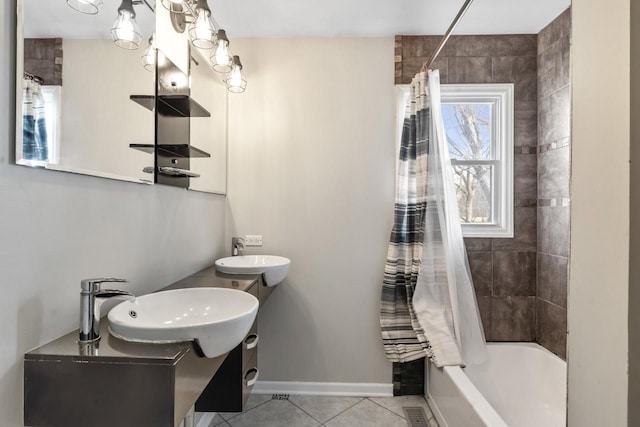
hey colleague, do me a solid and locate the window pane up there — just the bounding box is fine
[452,164,493,224]
[442,103,492,161]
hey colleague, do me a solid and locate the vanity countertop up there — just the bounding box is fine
[25,266,259,362]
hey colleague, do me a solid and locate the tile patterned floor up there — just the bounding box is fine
[201,394,439,427]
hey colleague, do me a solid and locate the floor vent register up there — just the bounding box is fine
[402,407,430,427]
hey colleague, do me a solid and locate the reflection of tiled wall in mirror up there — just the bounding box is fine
[24,38,62,86]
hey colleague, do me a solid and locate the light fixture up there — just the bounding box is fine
[161,0,188,13]
[142,34,155,71]
[66,0,103,15]
[188,0,216,49]
[211,29,233,73]
[158,0,247,91]
[225,56,247,93]
[111,0,142,50]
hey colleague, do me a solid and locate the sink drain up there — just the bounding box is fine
[129,310,137,318]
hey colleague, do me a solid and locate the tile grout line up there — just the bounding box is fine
[285,397,336,425]
[308,397,366,425]
[219,397,273,423]
[536,297,567,310]
[365,397,410,420]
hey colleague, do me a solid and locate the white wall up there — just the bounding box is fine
[569,2,630,426]
[630,0,640,423]
[1,3,226,426]
[60,39,154,182]
[227,38,395,384]
[189,49,228,194]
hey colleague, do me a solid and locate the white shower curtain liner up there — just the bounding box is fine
[412,70,486,367]
[380,70,486,367]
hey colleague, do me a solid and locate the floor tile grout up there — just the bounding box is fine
[278,398,321,425]
[221,396,273,422]
[286,397,326,424]
[215,394,439,427]
[310,396,365,425]
[366,397,409,420]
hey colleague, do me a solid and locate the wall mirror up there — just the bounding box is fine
[15,0,227,194]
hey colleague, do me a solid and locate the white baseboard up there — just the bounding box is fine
[252,381,393,397]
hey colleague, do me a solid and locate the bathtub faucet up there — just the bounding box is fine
[79,278,135,344]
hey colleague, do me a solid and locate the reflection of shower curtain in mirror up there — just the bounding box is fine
[22,78,48,161]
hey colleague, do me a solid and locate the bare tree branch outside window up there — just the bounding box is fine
[442,104,493,223]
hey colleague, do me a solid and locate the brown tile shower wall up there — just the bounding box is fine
[536,8,571,360]
[23,38,63,86]
[395,34,539,342]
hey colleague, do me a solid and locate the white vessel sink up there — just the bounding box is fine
[215,255,291,287]
[107,288,258,358]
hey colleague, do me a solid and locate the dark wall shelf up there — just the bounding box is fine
[130,144,211,158]
[129,52,213,190]
[130,95,211,118]
[129,95,155,111]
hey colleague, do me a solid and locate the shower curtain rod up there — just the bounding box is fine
[421,0,475,72]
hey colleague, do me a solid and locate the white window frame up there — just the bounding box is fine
[395,83,514,238]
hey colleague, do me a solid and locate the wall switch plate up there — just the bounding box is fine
[245,235,263,246]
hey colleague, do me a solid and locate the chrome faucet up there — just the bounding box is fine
[232,237,245,256]
[79,278,135,343]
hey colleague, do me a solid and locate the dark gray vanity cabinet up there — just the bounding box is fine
[163,266,275,413]
[24,268,263,427]
[196,277,269,412]
[23,267,274,426]
[24,323,226,427]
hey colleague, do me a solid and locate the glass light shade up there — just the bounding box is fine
[66,0,103,14]
[161,0,187,13]
[211,30,232,73]
[111,7,142,50]
[188,7,216,49]
[225,56,247,93]
[142,36,155,71]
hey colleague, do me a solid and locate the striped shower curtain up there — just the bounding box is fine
[380,70,486,367]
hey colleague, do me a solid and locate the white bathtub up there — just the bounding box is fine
[426,343,566,427]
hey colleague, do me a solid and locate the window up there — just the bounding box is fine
[396,83,514,238]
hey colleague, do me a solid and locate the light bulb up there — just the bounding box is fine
[211,29,232,73]
[111,0,142,50]
[226,56,246,93]
[188,3,215,49]
[142,35,155,71]
[67,0,103,14]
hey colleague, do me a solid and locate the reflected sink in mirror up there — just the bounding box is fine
[215,255,291,287]
[107,288,258,358]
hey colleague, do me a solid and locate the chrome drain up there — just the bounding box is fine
[403,407,430,427]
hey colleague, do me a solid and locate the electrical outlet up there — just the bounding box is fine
[245,235,263,246]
